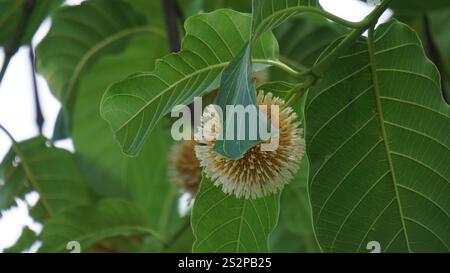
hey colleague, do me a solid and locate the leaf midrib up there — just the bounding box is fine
[367,28,412,253]
[235,200,246,252]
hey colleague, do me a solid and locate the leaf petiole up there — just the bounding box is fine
[253,58,307,78]
[285,76,316,106]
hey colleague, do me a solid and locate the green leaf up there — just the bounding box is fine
[36,0,171,200]
[34,1,177,233]
[0,137,93,218]
[192,177,280,252]
[71,36,167,196]
[39,198,161,252]
[36,0,164,108]
[4,226,37,253]
[34,0,180,243]
[69,33,178,237]
[0,0,62,46]
[252,0,320,39]
[100,9,279,156]
[305,20,450,252]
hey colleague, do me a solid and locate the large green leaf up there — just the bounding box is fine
[0,137,93,218]
[70,34,178,237]
[100,9,279,156]
[191,177,280,252]
[33,0,180,244]
[39,198,161,252]
[49,0,167,141]
[0,0,62,46]
[72,38,169,197]
[36,0,164,108]
[305,20,450,253]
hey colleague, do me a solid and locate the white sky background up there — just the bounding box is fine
[0,0,392,252]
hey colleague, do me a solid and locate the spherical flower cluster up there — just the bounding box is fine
[168,140,202,196]
[195,91,305,199]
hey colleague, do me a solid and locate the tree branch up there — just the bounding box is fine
[0,0,37,84]
[29,46,44,134]
[174,0,185,24]
[161,0,181,52]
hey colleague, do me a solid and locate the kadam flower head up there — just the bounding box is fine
[168,140,202,196]
[195,91,305,199]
